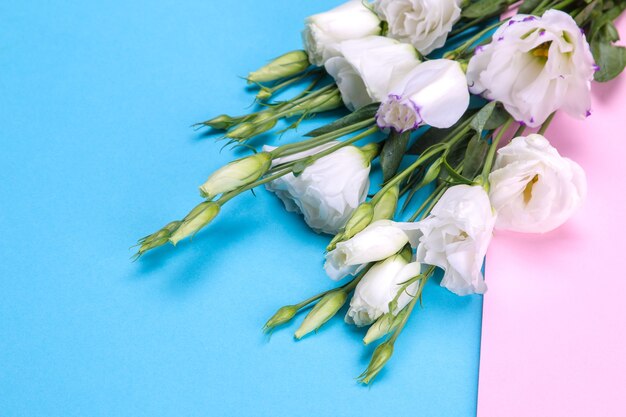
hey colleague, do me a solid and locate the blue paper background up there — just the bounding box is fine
[0,1,483,416]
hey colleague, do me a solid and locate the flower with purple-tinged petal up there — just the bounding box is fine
[466,10,596,127]
[376,59,469,132]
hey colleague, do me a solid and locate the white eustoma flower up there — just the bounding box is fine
[374,0,461,55]
[415,185,496,296]
[303,0,382,67]
[346,255,421,326]
[376,59,470,132]
[324,219,421,280]
[263,142,371,235]
[466,10,596,127]
[325,36,420,110]
[489,134,586,233]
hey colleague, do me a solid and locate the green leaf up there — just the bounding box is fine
[462,0,507,19]
[470,101,497,135]
[462,134,489,179]
[304,103,380,137]
[441,158,475,185]
[483,103,510,131]
[380,130,411,182]
[518,0,543,14]
[592,41,626,82]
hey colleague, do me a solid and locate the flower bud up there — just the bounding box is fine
[169,202,220,245]
[285,88,343,117]
[263,305,298,332]
[247,50,310,84]
[342,203,374,240]
[136,220,182,256]
[420,158,442,186]
[358,342,394,384]
[294,290,348,339]
[363,310,407,345]
[199,114,244,130]
[256,88,273,102]
[372,184,399,221]
[326,232,344,252]
[199,152,272,199]
[225,112,277,141]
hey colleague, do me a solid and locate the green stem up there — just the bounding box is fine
[263,84,337,123]
[271,118,375,159]
[294,265,370,309]
[407,183,445,222]
[303,126,378,163]
[263,68,323,95]
[449,20,504,58]
[481,117,514,180]
[388,267,434,345]
[512,123,527,138]
[537,112,556,135]
[371,118,474,205]
[217,168,292,205]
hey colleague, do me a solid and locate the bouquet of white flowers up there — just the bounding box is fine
[135,0,626,383]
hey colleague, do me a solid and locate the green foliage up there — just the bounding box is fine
[380,130,411,182]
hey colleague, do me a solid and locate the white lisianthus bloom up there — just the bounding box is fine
[325,36,420,110]
[466,10,596,127]
[346,255,421,326]
[488,134,586,233]
[376,59,470,132]
[415,185,496,296]
[324,219,421,280]
[263,142,371,235]
[374,0,461,55]
[303,0,382,67]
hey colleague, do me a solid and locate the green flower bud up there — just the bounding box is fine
[302,89,343,115]
[199,114,243,130]
[372,184,399,222]
[285,88,343,118]
[199,152,272,199]
[358,342,394,384]
[359,142,381,164]
[226,112,277,140]
[343,203,374,240]
[363,310,407,345]
[421,158,443,186]
[169,202,220,245]
[256,88,273,102]
[294,290,348,339]
[247,50,310,84]
[326,231,344,252]
[263,305,298,332]
[136,220,182,256]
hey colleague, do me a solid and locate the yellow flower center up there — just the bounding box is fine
[523,174,540,204]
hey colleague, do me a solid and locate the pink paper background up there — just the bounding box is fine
[477,17,626,417]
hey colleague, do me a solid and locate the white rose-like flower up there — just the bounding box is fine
[346,255,421,326]
[324,219,421,280]
[488,134,586,233]
[264,143,371,235]
[466,10,596,127]
[374,0,461,55]
[325,36,420,110]
[303,0,382,67]
[415,185,496,296]
[376,59,470,132]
